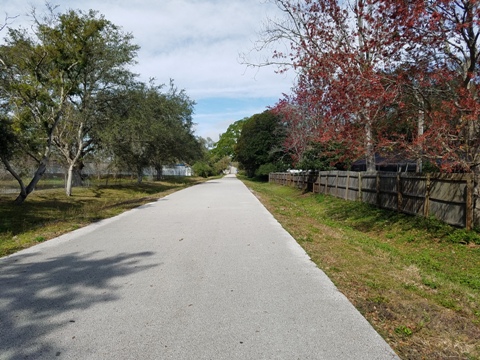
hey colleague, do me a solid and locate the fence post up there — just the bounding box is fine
[318,173,325,194]
[335,172,339,197]
[317,172,321,194]
[466,174,474,230]
[424,174,431,218]
[376,172,381,207]
[357,172,362,202]
[397,173,403,212]
[346,172,350,200]
[323,173,328,194]
[322,172,326,194]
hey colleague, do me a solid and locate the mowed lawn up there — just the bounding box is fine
[240,177,480,360]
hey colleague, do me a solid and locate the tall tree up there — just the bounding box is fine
[372,1,480,172]
[423,0,480,172]
[235,110,288,177]
[0,7,139,200]
[256,0,415,171]
[100,81,200,183]
[148,81,201,180]
[49,9,139,196]
[0,112,23,190]
[211,118,246,159]
[0,7,77,203]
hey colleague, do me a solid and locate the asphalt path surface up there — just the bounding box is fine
[0,175,400,359]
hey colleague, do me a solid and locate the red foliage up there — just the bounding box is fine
[270,0,480,173]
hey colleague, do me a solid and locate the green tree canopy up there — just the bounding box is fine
[211,118,246,159]
[99,81,201,183]
[0,6,139,201]
[50,9,139,196]
[235,110,289,178]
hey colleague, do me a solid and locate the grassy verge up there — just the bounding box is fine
[0,177,208,257]
[241,177,480,360]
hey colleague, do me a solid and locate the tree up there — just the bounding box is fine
[0,7,141,200]
[0,7,77,203]
[0,113,24,189]
[211,118,246,159]
[253,1,461,172]
[271,92,325,166]
[100,82,158,183]
[49,9,139,196]
[204,118,248,175]
[261,0,480,178]
[99,81,200,183]
[235,110,289,178]
[191,136,219,178]
[253,1,412,170]
[0,36,22,189]
[421,0,480,173]
[148,81,201,180]
[368,1,480,173]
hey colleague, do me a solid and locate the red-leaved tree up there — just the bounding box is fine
[267,0,418,170]
[263,0,480,175]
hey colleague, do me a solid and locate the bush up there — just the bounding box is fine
[192,162,214,178]
[255,163,278,179]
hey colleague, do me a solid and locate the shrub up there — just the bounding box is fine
[192,162,213,178]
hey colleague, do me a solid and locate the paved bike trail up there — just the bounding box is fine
[0,175,399,359]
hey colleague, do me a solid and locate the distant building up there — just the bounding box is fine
[161,164,192,177]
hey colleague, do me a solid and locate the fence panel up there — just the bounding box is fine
[378,172,398,211]
[361,173,378,205]
[429,174,468,228]
[335,171,348,199]
[346,173,359,201]
[269,171,476,229]
[399,173,426,216]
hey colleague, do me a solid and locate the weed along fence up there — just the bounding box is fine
[269,171,478,230]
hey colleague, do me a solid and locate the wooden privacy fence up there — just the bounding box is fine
[269,171,477,230]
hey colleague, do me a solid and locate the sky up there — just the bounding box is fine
[0,0,295,141]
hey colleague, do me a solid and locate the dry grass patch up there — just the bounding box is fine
[244,178,480,360]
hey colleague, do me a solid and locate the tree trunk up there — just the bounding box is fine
[14,95,66,203]
[14,161,47,204]
[65,163,84,196]
[416,109,424,173]
[60,123,85,197]
[155,165,163,181]
[415,92,425,173]
[356,0,375,172]
[1,156,27,204]
[137,167,143,184]
[66,163,74,196]
[365,118,375,172]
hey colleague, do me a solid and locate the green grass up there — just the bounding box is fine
[241,177,480,360]
[0,177,207,257]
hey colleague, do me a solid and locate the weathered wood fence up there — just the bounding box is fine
[269,171,478,230]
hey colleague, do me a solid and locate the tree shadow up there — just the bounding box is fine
[0,250,158,359]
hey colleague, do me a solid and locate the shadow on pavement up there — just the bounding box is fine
[0,251,157,359]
